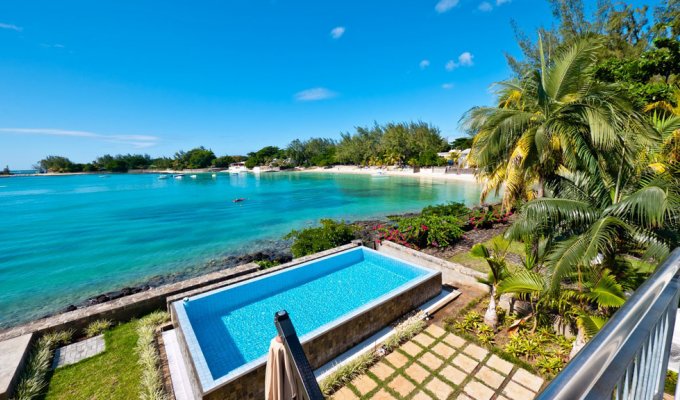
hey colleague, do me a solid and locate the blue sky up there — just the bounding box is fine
[0,0,652,168]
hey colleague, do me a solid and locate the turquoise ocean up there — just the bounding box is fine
[0,172,485,328]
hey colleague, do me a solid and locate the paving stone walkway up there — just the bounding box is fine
[52,335,105,369]
[332,324,544,400]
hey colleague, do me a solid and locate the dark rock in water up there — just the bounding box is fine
[64,305,77,312]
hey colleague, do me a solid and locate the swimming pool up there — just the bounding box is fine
[171,246,441,397]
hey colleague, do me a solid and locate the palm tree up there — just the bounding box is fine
[506,166,679,292]
[461,36,654,210]
[471,240,510,329]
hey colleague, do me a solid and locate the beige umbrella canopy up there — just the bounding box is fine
[265,336,303,400]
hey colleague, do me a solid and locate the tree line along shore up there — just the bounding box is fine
[16,122,474,175]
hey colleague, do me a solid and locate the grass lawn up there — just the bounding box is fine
[45,321,142,400]
[449,234,526,273]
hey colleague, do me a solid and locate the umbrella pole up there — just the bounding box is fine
[274,310,325,400]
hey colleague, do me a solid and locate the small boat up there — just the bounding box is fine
[99,175,110,178]
[232,198,246,203]
[211,173,217,178]
[190,174,197,179]
[174,174,184,180]
[158,174,169,180]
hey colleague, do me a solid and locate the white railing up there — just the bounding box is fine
[537,249,680,400]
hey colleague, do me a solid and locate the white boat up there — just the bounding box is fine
[174,174,184,180]
[252,166,261,174]
[211,173,217,178]
[190,174,197,179]
[158,174,169,180]
[228,162,248,174]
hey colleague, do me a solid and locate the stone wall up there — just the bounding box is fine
[377,240,489,291]
[179,271,442,399]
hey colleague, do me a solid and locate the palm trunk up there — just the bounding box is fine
[614,147,626,204]
[484,286,498,329]
[537,177,545,198]
[569,326,587,359]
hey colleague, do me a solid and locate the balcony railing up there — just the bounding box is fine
[537,248,680,400]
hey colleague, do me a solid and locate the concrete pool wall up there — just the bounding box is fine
[170,247,442,400]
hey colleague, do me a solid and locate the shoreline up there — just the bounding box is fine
[2,165,480,183]
[297,165,479,182]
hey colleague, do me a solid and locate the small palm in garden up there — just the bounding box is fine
[471,238,510,329]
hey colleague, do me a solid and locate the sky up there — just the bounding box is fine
[0,0,656,168]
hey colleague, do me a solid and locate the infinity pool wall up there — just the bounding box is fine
[171,247,442,399]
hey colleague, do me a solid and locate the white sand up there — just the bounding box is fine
[296,165,480,182]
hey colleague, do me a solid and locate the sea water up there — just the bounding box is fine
[0,172,483,327]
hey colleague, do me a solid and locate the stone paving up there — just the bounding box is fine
[52,335,105,369]
[332,324,545,400]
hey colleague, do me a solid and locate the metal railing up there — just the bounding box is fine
[537,248,680,400]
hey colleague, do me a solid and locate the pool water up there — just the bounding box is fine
[175,247,435,383]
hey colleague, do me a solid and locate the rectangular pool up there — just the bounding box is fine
[172,246,440,397]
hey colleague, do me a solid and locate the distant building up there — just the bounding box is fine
[437,149,471,168]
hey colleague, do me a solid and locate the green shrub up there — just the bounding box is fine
[136,311,170,400]
[395,215,464,248]
[255,260,280,269]
[85,319,113,338]
[476,323,496,345]
[504,334,543,360]
[535,354,566,375]
[422,202,471,218]
[666,370,678,394]
[13,330,73,400]
[285,219,357,258]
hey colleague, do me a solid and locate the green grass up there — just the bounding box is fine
[45,321,142,400]
[449,234,526,273]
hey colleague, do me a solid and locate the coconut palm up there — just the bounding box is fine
[506,164,680,293]
[461,36,654,210]
[471,239,510,329]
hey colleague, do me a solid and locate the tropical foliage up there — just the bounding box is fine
[461,0,680,363]
[285,219,358,258]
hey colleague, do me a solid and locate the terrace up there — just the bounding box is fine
[1,242,678,400]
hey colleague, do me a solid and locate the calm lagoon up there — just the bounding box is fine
[0,172,484,327]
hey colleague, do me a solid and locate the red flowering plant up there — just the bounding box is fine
[375,215,464,248]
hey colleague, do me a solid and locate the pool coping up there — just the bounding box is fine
[171,246,440,394]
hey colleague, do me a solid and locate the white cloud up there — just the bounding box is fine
[478,2,493,11]
[435,0,459,13]
[0,22,22,31]
[496,0,510,5]
[0,128,160,148]
[447,52,474,70]
[442,83,454,90]
[41,43,65,48]
[458,51,474,66]
[294,87,337,101]
[330,26,345,39]
[419,59,430,69]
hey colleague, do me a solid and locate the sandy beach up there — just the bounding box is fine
[298,165,480,182]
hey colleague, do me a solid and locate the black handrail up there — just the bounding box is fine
[274,310,325,400]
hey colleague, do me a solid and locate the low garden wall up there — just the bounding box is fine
[377,240,488,291]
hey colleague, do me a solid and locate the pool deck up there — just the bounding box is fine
[331,324,545,400]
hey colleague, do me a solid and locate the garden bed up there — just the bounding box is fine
[442,295,573,379]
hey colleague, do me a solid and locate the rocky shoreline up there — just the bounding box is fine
[57,244,295,314]
[26,214,406,327]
